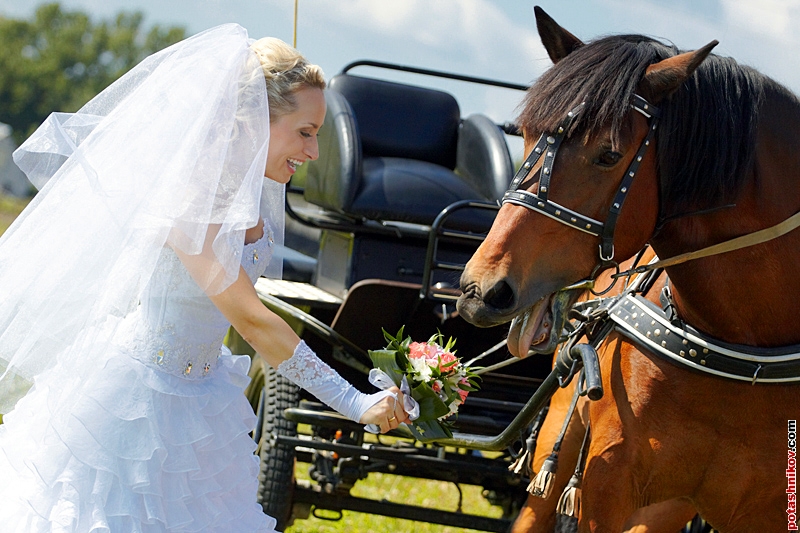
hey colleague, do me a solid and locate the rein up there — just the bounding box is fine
[613,209,800,278]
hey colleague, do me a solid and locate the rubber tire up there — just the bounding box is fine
[256,366,300,530]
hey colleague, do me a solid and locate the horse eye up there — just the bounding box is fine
[596,150,622,167]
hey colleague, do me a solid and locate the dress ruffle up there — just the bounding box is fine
[0,348,278,533]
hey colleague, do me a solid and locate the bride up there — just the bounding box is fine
[0,24,408,532]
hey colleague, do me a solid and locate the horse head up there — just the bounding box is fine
[457,7,717,357]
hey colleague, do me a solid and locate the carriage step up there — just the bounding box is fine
[255,278,342,309]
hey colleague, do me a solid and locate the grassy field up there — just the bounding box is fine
[0,192,28,236]
[285,460,505,533]
[280,421,508,533]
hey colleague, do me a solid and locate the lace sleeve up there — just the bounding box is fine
[277,341,394,422]
[277,340,345,389]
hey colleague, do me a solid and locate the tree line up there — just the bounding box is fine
[0,3,186,144]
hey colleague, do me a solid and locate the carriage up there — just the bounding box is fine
[235,59,571,532]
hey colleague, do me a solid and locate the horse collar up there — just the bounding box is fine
[607,291,800,383]
[574,266,800,384]
[503,94,660,264]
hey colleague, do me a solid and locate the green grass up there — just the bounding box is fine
[0,192,29,236]
[286,461,504,533]
[283,425,505,533]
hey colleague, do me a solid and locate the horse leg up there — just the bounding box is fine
[511,381,587,533]
[622,499,698,533]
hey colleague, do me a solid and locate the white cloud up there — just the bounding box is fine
[721,0,800,43]
[308,0,545,76]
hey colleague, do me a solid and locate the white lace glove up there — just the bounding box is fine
[277,340,395,422]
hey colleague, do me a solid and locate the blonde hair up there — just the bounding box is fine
[250,37,326,121]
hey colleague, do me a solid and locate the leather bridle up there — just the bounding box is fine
[502,95,660,268]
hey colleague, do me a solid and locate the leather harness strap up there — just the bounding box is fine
[505,93,800,285]
[502,95,660,263]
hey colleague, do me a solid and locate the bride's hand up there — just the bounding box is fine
[359,386,410,433]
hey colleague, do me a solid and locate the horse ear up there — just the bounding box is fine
[534,6,584,63]
[639,41,719,103]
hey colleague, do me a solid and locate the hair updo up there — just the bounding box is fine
[250,37,326,121]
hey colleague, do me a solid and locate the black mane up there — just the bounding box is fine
[518,34,764,218]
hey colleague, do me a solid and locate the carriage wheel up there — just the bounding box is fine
[256,366,300,530]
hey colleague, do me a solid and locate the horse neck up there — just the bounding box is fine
[650,83,800,347]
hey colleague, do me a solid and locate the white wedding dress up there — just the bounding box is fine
[0,220,278,532]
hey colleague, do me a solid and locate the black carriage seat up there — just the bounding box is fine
[304,73,514,227]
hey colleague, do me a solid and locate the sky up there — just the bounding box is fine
[2,0,800,161]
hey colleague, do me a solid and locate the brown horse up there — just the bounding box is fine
[458,7,800,533]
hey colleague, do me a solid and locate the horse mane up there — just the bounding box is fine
[518,34,766,218]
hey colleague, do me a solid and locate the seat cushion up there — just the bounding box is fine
[457,114,514,200]
[349,157,493,228]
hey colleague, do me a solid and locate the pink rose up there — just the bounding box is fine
[458,388,469,402]
[457,377,470,402]
[409,341,442,360]
[438,352,457,372]
[409,342,428,359]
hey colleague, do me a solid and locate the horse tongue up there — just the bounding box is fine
[508,295,553,357]
[508,313,532,358]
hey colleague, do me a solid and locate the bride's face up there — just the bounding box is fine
[264,87,326,184]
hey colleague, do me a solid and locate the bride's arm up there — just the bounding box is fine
[173,248,409,432]
[207,267,300,367]
[167,236,298,365]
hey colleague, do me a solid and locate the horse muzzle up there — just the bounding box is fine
[456,278,519,327]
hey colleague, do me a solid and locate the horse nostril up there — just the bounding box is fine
[484,279,515,311]
[461,281,479,298]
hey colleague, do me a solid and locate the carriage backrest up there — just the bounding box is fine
[303,73,513,222]
[329,73,461,169]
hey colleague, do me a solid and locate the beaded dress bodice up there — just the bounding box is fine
[117,220,274,379]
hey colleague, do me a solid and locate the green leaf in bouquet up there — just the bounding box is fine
[382,326,403,347]
[380,327,411,363]
[411,381,451,420]
[439,359,458,370]
[427,330,457,354]
[444,391,461,406]
[367,349,403,387]
[406,418,453,442]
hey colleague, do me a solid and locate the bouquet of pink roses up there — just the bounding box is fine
[368,327,480,441]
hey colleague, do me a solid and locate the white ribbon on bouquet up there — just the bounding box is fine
[364,368,420,434]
